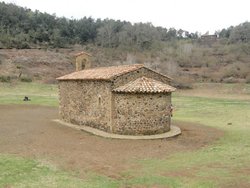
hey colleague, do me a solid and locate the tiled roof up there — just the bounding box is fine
[113,77,176,93]
[57,64,144,80]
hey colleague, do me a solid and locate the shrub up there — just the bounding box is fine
[246,74,250,83]
[0,75,11,82]
[172,82,193,89]
[222,77,240,83]
[20,77,32,82]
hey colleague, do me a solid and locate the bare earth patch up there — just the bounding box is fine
[0,105,223,178]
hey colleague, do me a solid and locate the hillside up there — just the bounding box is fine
[0,48,74,83]
[0,2,250,85]
[0,41,250,86]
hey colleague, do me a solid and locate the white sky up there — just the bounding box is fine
[2,0,250,34]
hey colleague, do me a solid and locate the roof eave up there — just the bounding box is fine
[112,90,176,94]
[57,78,112,81]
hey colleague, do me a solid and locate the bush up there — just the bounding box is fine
[222,77,240,83]
[0,75,11,82]
[16,41,31,49]
[246,75,250,83]
[172,82,193,89]
[20,77,32,82]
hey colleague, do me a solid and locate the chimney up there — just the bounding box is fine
[75,51,92,71]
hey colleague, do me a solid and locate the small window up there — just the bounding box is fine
[81,63,85,70]
[81,59,87,70]
[98,95,101,105]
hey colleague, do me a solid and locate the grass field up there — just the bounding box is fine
[0,82,250,187]
[136,95,250,187]
[0,82,58,106]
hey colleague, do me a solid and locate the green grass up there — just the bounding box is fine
[0,82,58,106]
[128,95,250,187]
[0,82,250,187]
[0,155,120,188]
[174,96,250,130]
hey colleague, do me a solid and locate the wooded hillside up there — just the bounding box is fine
[0,2,250,85]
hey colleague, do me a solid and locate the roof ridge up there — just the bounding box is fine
[83,63,143,71]
[113,76,176,93]
[57,64,144,81]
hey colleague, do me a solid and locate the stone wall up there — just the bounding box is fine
[111,67,171,89]
[58,80,112,132]
[58,67,174,135]
[112,92,172,135]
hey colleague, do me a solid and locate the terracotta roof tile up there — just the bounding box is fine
[57,64,144,80]
[113,77,176,93]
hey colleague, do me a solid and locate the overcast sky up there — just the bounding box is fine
[2,0,250,34]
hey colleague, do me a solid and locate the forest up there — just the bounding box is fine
[1,1,250,49]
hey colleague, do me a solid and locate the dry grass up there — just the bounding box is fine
[1,42,250,85]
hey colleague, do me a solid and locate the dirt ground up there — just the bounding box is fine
[0,105,223,178]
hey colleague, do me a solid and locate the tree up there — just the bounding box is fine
[219,26,233,38]
[229,22,250,43]
[75,17,97,44]
[165,28,177,41]
[96,19,123,47]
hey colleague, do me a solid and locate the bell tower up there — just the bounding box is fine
[75,51,92,71]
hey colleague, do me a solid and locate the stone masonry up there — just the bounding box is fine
[75,51,92,71]
[112,93,171,135]
[58,80,112,132]
[57,64,176,135]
